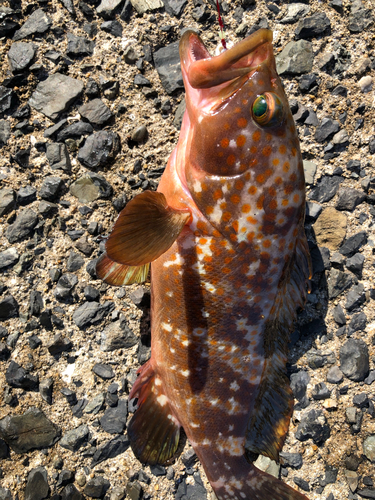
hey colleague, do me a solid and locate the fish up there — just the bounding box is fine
[96,27,312,500]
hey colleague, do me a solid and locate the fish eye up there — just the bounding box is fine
[252,93,283,127]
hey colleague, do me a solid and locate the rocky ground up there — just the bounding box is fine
[0,0,374,498]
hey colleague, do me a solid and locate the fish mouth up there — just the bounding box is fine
[180,28,273,89]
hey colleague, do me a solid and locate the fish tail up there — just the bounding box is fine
[210,458,309,500]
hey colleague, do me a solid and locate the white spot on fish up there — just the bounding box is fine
[210,398,219,406]
[211,201,223,224]
[230,381,240,391]
[157,395,168,406]
[182,340,190,346]
[155,377,162,386]
[193,179,202,193]
[166,291,173,297]
[170,347,175,353]
[161,322,172,332]
[202,281,216,294]
[202,438,211,445]
[163,253,185,267]
[201,308,210,318]
[190,422,200,428]
[181,369,190,377]
[228,397,240,415]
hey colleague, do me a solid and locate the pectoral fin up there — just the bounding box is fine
[106,191,191,266]
[96,253,150,286]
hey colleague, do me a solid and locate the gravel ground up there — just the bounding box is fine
[0,0,374,499]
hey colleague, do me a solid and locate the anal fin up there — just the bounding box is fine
[246,232,311,461]
[128,362,180,465]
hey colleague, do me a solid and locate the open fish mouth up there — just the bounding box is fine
[180,28,273,89]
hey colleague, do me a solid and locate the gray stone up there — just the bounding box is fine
[175,473,207,500]
[39,378,53,405]
[61,484,83,500]
[56,121,93,142]
[6,361,38,390]
[328,269,353,299]
[47,334,73,356]
[67,251,85,272]
[100,399,127,434]
[46,143,71,172]
[348,312,367,333]
[0,407,61,454]
[0,488,12,500]
[79,98,113,126]
[295,409,330,444]
[348,0,373,33]
[39,176,63,201]
[0,120,11,146]
[84,476,110,498]
[363,436,375,463]
[154,41,184,94]
[173,98,186,130]
[97,0,125,18]
[345,283,366,311]
[54,273,78,301]
[70,175,100,203]
[253,455,280,478]
[100,319,138,351]
[38,201,58,218]
[276,40,314,75]
[13,9,52,41]
[84,393,106,414]
[308,175,342,203]
[130,0,163,14]
[25,467,49,500]
[131,125,148,143]
[303,160,317,185]
[91,435,130,466]
[60,425,89,451]
[0,295,19,319]
[17,185,37,205]
[93,363,115,380]
[279,452,303,469]
[101,20,123,37]
[295,12,331,39]
[327,366,343,384]
[333,303,346,325]
[66,33,95,57]
[6,209,38,243]
[8,42,35,72]
[280,3,310,24]
[163,0,187,17]
[77,131,120,170]
[346,253,365,278]
[339,231,367,257]
[340,338,369,381]
[312,382,331,400]
[336,188,366,211]
[314,118,341,143]
[73,301,114,329]
[29,73,84,120]
[0,247,19,270]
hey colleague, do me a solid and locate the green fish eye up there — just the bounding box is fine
[252,93,283,127]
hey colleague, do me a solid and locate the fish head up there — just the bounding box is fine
[178,29,305,244]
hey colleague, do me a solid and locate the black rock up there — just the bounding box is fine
[340,231,367,257]
[336,188,366,211]
[306,349,335,369]
[79,98,113,126]
[0,439,9,459]
[39,378,53,405]
[331,84,348,97]
[24,467,49,500]
[77,131,120,170]
[0,120,11,146]
[57,121,93,141]
[348,311,367,333]
[91,435,130,466]
[29,73,84,120]
[326,366,343,384]
[353,392,369,408]
[60,387,77,406]
[56,470,74,488]
[357,489,375,499]
[44,118,67,139]
[154,42,184,95]
[0,248,19,270]
[279,452,303,469]
[46,143,71,172]
[175,472,207,500]
[61,484,83,500]
[299,73,319,92]
[100,399,127,434]
[29,290,43,316]
[346,253,365,278]
[6,361,39,391]
[192,4,211,23]
[312,382,331,400]
[84,476,110,498]
[0,407,61,453]
[66,251,85,272]
[39,176,63,201]
[308,175,342,203]
[295,12,330,39]
[54,273,78,302]
[328,269,353,299]
[60,424,89,452]
[293,476,310,492]
[163,0,187,17]
[333,303,346,325]
[48,334,73,356]
[0,86,14,114]
[314,118,340,143]
[93,363,115,380]
[8,41,35,72]
[100,20,122,37]
[290,370,310,404]
[133,74,151,87]
[17,185,36,205]
[73,301,115,329]
[66,33,94,57]
[96,0,124,19]
[13,9,52,41]
[295,409,330,444]
[0,18,19,38]
[6,209,38,243]
[150,464,166,476]
[85,77,100,97]
[0,295,19,319]
[340,338,369,381]
[13,147,31,169]
[345,283,366,312]
[100,319,138,351]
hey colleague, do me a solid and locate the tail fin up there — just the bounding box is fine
[210,459,308,500]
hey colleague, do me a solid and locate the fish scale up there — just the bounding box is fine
[97,28,311,500]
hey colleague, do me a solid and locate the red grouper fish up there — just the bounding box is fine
[97,28,312,500]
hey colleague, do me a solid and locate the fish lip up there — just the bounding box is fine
[180,28,273,89]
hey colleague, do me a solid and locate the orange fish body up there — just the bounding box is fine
[97,29,311,500]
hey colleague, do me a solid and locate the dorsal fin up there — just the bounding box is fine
[106,191,191,266]
[246,232,311,461]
